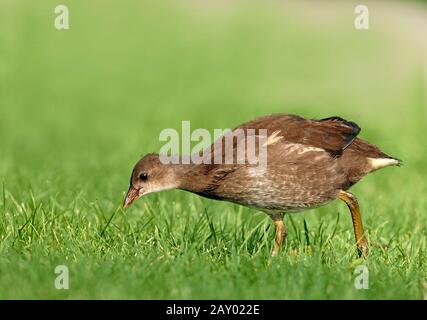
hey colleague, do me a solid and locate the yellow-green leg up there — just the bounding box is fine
[271,213,286,257]
[339,190,369,258]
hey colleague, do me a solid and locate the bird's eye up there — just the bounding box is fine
[139,172,148,181]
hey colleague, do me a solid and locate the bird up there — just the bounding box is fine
[123,114,401,257]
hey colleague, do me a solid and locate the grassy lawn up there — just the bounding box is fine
[0,0,426,299]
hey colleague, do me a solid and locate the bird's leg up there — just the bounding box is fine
[338,190,369,258]
[271,213,286,257]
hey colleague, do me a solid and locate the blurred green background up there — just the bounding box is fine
[0,0,426,299]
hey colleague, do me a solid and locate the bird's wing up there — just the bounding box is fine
[234,114,361,157]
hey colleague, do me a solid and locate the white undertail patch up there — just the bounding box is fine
[368,157,399,171]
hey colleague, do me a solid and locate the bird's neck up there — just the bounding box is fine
[167,162,213,194]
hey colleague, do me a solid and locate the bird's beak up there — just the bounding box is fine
[123,186,140,209]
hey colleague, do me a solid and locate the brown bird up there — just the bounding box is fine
[123,114,400,257]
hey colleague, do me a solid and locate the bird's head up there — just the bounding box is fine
[123,153,179,209]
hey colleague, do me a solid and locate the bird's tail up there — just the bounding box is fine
[368,156,402,172]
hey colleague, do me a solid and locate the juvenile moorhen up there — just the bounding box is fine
[124,114,400,257]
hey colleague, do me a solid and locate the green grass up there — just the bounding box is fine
[0,0,426,299]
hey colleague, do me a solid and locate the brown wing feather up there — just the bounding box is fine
[235,114,361,157]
